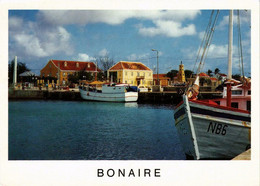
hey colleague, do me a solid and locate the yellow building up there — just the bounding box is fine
[108,61,153,87]
[177,61,186,83]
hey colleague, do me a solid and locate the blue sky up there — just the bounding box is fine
[8,10,251,76]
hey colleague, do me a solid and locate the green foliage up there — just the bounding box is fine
[166,70,178,80]
[207,69,213,77]
[214,68,220,75]
[97,72,106,81]
[8,60,31,84]
[206,78,212,85]
[199,77,206,86]
[232,74,241,81]
[184,70,193,79]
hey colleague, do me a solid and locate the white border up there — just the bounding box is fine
[1,1,259,185]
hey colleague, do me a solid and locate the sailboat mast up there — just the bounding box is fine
[227,10,233,80]
[226,10,233,107]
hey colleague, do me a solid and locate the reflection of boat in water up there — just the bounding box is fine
[174,10,251,160]
[124,102,138,108]
[79,83,138,102]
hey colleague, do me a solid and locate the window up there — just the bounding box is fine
[88,63,90,68]
[76,63,79,68]
[42,73,45,77]
[231,102,239,108]
[248,90,251,95]
[49,64,51,68]
[63,72,66,76]
[232,90,242,95]
[247,101,251,111]
[64,62,67,67]
[137,72,140,76]
[125,80,127,84]
[131,72,133,76]
[215,101,220,105]
[149,73,151,76]
[125,71,127,76]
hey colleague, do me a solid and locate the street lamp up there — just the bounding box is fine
[151,49,159,85]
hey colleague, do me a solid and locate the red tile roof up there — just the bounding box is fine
[51,60,101,72]
[210,77,218,81]
[199,72,209,77]
[218,73,227,77]
[109,61,151,71]
[153,74,170,79]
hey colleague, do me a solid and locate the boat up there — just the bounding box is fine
[174,10,251,160]
[79,82,138,102]
[138,86,149,92]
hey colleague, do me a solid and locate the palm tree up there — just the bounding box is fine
[207,69,213,77]
[214,68,220,75]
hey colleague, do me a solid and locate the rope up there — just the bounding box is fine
[196,10,220,75]
[191,10,215,77]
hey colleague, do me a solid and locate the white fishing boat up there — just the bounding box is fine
[79,83,138,102]
[174,10,251,160]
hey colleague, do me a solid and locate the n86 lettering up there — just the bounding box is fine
[207,122,228,135]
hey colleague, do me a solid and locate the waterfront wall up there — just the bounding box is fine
[9,89,81,101]
[8,89,222,103]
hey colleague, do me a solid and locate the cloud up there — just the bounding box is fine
[98,49,109,57]
[77,53,95,61]
[138,20,196,37]
[38,10,200,38]
[127,52,159,61]
[38,10,201,26]
[9,16,73,58]
[217,12,250,30]
[13,34,48,57]
[9,16,24,31]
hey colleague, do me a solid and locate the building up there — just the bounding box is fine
[173,61,186,85]
[177,61,186,83]
[108,61,153,87]
[217,73,227,83]
[153,74,170,87]
[40,60,101,85]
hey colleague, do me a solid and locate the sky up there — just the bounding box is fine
[8,10,251,76]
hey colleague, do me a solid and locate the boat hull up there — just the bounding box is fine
[174,96,251,160]
[79,88,138,102]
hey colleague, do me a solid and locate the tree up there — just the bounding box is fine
[184,70,193,79]
[94,54,115,80]
[206,78,212,85]
[200,77,206,86]
[166,70,178,80]
[232,74,241,81]
[8,60,30,84]
[207,69,213,77]
[214,68,220,75]
[97,72,106,81]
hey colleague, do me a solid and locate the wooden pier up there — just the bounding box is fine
[232,149,251,160]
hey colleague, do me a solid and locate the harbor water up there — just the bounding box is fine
[9,100,185,160]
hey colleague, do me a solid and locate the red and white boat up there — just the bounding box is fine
[174,10,251,160]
